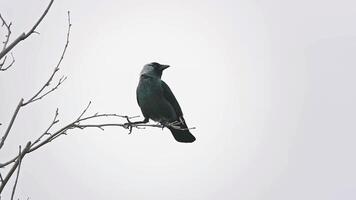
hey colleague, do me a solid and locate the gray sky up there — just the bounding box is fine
[0,0,355,199]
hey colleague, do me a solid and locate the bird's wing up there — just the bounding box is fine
[136,90,140,105]
[161,80,183,117]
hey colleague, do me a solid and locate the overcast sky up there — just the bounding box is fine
[0,0,355,199]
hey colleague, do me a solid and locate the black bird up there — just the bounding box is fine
[135,62,196,143]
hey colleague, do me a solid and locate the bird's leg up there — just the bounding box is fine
[123,117,149,134]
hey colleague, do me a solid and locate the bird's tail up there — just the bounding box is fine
[168,118,195,143]
[168,127,196,143]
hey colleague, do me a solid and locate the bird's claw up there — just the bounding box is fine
[123,123,130,129]
[124,116,134,134]
[156,122,165,130]
[123,122,133,134]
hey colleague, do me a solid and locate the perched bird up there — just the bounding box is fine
[135,62,196,143]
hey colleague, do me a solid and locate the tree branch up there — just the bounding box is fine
[0,53,15,71]
[0,102,195,169]
[22,10,71,106]
[0,0,54,61]
[0,8,71,166]
[0,99,24,150]
[0,142,31,194]
[10,146,22,200]
[31,108,59,147]
[0,13,12,50]
[0,13,15,71]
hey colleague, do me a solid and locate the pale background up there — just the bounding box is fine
[0,0,355,199]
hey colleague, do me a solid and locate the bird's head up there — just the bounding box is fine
[140,62,170,79]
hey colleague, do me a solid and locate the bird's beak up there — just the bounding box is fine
[160,65,170,70]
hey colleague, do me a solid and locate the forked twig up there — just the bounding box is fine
[10,146,23,200]
[22,11,72,106]
[0,0,54,60]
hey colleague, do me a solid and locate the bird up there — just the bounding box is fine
[134,62,196,143]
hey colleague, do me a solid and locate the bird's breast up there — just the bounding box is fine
[137,78,161,98]
[137,78,162,109]
[136,78,175,122]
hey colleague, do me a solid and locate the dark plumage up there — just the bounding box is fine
[136,62,196,143]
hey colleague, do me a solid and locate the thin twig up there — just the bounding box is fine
[22,10,72,106]
[10,146,22,200]
[76,101,91,121]
[0,53,15,71]
[78,113,126,122]
[31,108,59,147]
[0,99,24,150]
[0,13,12,50]
[0,0,54,60]
[0,13,15,71]
[0,142,31,194]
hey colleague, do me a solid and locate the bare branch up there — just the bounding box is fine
[23,75,67,105]
[78,113,126,122]
[0,156,17,169]
[31,108,59,147]
[10,146,22,200]
[0,142,31,194]
[76,101,92,121]
[0,0,54,60]
[0,102,195,169]
[0,99,24,150]
[0,4,75,197]
[0,8,72,179]
[22,11,71,106]
[0,14,12,50]
[0,53,15,71]
[0,14,15,71]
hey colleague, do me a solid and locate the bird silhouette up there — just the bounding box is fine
[134,62,196,143]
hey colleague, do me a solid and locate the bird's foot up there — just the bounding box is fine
[123,123,133,134]
[123,116,134,134]
[123,122,131,128]
[158,122,165,130]
[123,116,149,134]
